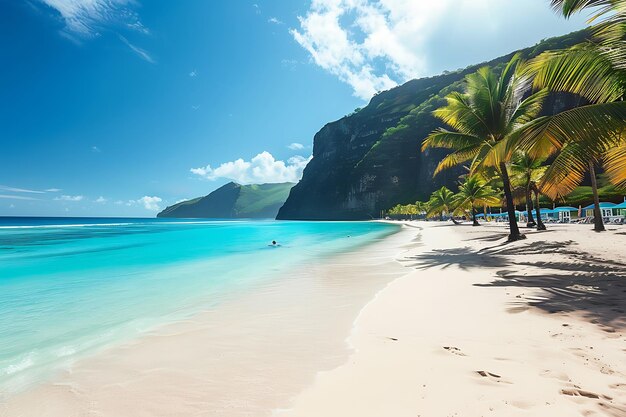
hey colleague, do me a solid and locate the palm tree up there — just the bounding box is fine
[552,0,626,194]
[426,187,458,222]
[452,177,501,226]
[422,54,548,241]
[518,0,626,231]
[509,152,548,230]
[414,201,429,216]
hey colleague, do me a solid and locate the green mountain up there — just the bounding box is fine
[157,182,294,219]
[277,30,589,220]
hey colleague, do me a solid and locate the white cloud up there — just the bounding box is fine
[268,17,284,25]
[45,188,62,192]
[119,35,155,64]
[136,196,162,211]
[0,185,45,194]
[95,196,107,203]
[189,70,197,77]
[288,142,305,150]
[0,194,39,201]
[38,1,154,63]
[55,195,84,201]
[191,151,311,184]
[290,0,526,100]
[39,0,145,36]
[112,197,161,210]
[126,20,149,35]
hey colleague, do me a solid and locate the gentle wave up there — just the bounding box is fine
[0,223,136,229]
[0,220,263,230]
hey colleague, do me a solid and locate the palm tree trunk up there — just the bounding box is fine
[472,205,479,226]
[499,162,525,241]
[533,187,546,231]
[589,162,606,232]
[525,187,536,227]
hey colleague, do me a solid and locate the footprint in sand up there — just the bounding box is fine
[560,388,612,400]
[443,346,466,356]
[477,370,501,379]
[475,370,511,384]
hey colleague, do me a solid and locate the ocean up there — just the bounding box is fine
[0,217,398,393]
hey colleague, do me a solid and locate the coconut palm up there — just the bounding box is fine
[509,152,549,230]
[516,111,626,231]
[422,54,548,241]
[414,201,429,216]
[452,177,501,226]
[548,0,626,193]
[426,187,458,222]
[518,0,626,231]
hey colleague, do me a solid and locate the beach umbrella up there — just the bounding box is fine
[582,202,617,210]
[612,201,626,209]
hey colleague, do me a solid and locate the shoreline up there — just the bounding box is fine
[0,222,416,417]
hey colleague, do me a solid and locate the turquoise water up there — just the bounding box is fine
[0,218,398,393]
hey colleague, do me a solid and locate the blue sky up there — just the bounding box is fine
[0,0,587,217]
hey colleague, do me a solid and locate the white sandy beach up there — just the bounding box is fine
[282,222,626,417]
[1,222,625,417]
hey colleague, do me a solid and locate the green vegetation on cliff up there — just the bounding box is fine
[157,182,294,219]
[278,30,590,220]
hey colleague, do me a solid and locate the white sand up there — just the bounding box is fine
[2,222,625,417]
[280,222,626,416]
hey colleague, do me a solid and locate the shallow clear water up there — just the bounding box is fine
[0,217,398,392]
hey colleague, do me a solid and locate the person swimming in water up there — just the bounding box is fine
[270,240,279,247]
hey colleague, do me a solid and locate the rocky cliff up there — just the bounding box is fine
[277,31,588,220]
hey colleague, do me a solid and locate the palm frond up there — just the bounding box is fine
[433,92,492,137]
[604,139,626,189]
[525,44,625,103]
[510,88,550,127]
[550,0,615,20]
[515,102,626,159]
[422,130,481,151]
[540,141,590,199]
[433,145,482,175]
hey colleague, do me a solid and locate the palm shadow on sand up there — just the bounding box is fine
[406,240,626,331]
